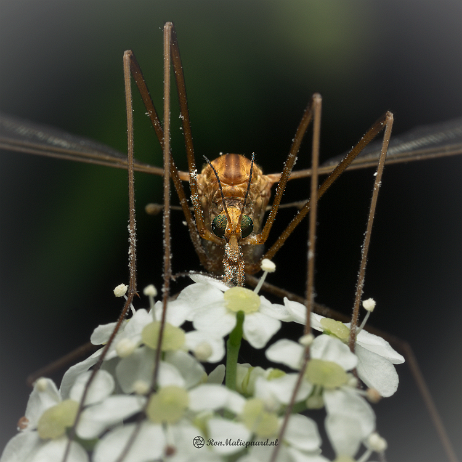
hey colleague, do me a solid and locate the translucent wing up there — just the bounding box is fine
[322,117,462,170]
[286,117,462,180]
[2,111,461,180]
[0,111,164,176]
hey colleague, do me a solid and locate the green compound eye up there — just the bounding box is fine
[240,215,253,238]
[212,214,227,238]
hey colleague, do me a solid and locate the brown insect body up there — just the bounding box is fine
[196,153,277,285]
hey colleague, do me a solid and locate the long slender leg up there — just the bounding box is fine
[152,22,173,389]
[61,48,141,462]
[305,94,322,335]
[348,113,393,347]
[269,94,322,462]
[242,95,316,249]
[124,49,210,269]
[169,25,222,245]
[260,111,393,264]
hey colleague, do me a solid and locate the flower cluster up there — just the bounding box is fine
[1,271,403,462]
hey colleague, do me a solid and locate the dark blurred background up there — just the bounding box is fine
[0,1,461,460]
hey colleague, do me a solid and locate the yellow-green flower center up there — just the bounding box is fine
[142,321,185,351]
[305,358,348,389]
[147,386,189,424]
[320,318,350,342]
[37,399,79,439]
[241,398,279,437]
[224,287,260,314]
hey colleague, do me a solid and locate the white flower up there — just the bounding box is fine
[93,421,166,462]
[176,274,293,349]
[254,373,312,410]
[266,334,357,373]
[324,387,375,457]
[90,308,152,360]
[0,375,101,462]
[267,334,376,459]
[310,312,404,397]
[210,411,323,459]
[22,378,62,432]
[77,395,146,440]
[284,298,405,397]
[1,433,89,462]
[152,295,226,362]
[94,382,245,461]
[115,348,205,394]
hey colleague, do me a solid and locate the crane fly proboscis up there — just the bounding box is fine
[1,21,462,462]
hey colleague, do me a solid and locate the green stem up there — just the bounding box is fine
[225,311,245,391]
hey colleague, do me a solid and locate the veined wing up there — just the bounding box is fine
[0,111,164,176]
[287,117,462,180]
[2,111,461,181]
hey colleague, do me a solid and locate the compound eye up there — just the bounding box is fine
[240,215,254,238]
[212,214,227,238]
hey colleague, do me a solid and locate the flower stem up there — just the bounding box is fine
[225,311,245,391]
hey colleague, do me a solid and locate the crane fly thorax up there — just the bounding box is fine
[196,153,274,237]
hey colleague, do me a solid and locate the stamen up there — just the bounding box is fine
[143,284,158,311]
[133,380,150,395]
[193,341,213,361]
[299,333,314,347]
[362,298,376,312]
[357,298,376,334]
[35,377,48,392]
[367,432,388,452]
[116,338,136,358]
[254,259,276,294]
[113,283,128,297]
[366,388,382,403]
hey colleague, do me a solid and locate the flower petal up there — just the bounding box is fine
[0,432,42,462]
[31,437,88,462]
[165,350,205,389]
[153,298,194,326]
[185,330,225,363]
[283,414,321,452]
[356,329,404,364]
[259,297,292,321]
[311,313,331,332]
[77,395,146,439]
[255,374,312,407]
[124,309,152,342]
[208,365,226,384]
[93,422,165,462]
[24,378,61,430]
[59,348,102,399]
[324,388,375,438]
[243,312,281,349]
[189,384,245,414]
[207,418,251,454]
[116,346,155,393]
[266,339,304,370]
[90,322,118,345]
[69,370,115,406]
[193,305,235,337]
[325,413,364,457]
[311,335,357,371]
[189,274,229,291]
[284,298,308,324]
[355,344,399,397]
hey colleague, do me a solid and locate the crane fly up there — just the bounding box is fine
[1,20,461,462]
[1,108,461,286]
[1,17,461,287]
